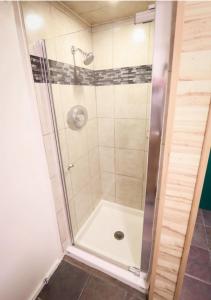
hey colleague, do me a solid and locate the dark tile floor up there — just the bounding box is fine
[37,256,147,300]
[180,209,211,300]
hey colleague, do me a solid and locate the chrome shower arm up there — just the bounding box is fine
[71,46,87,57]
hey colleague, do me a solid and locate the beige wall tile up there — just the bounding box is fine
[148,21,155,64]
[91,175,102,208]
[66,126,88,163]
[52,3,87,34]
[84,86,97,119]
[92,27,113,70]
[22,1,88,50]
[22,1,53,45]
[115,119,147,150]
[70,154,90,195]
[52,84,64,130]
[116,175,142,209]
[101,171,115,201]
[113,21,150,68]
[96,86,114,118]
[114,84,148,119]
[87,119,98,151]
[98,118,114,147]
[55,34,75,65]
[100,147,115,173]
[34,83,53,135]
[89,147,100,178]
[43,133,59,178]
[51,174,64,213]
[46,38,57,61]
[73,184,93,228]
[116,149,145,179]
[58,129,69,170]
[57,209,69,244]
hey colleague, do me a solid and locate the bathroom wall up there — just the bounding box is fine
[22,1,88,50]
[0,3,62,300]
[150,2,211,299]
[21,2,100,242]
[92,19,154,209]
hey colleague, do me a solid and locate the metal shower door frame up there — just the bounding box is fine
[38,39,75,246]
[141,1,176,274]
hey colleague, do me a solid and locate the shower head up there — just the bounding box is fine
[71,46,94,66]
[84,52,94,65]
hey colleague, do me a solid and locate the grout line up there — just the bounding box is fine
[185,273,211,286]
[101,170,145,181]
[200,209,211,251]
[201,209,206,227]
[78,274,91,300]
[99,145,147,152]
[191,243,209,252]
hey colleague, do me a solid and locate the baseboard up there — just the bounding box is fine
[30,255,63,300]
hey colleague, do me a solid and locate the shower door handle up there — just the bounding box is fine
[67,163,74,170]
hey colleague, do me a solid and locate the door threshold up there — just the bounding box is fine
[66,245,148,294]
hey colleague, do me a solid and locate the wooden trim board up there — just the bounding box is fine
[149,1,211,299]
[149,2,185,298]
[174,102,211,299]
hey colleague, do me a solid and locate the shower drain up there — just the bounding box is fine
[114,231,124,240]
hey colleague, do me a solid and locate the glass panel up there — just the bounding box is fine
[44,16,154,270]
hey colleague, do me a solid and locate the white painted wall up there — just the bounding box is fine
[0,3,62,300]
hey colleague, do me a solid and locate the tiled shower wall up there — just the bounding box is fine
[22,1,154,245]
[93,20,154,209]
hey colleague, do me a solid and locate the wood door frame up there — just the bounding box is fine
[174,104,211,298]
[149,2,185,298]
[149,1,211,299]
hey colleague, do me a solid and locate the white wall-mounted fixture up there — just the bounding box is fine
[134,4,155,24]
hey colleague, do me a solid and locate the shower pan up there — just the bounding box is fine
[29,1,175,292]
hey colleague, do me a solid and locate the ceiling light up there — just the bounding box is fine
[132,27,145,43]
[25,14,43,31]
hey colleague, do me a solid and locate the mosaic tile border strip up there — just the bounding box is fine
[30,55,152,86]
[94,65,152,85]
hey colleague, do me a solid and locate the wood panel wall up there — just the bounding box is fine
[150,2,211,299]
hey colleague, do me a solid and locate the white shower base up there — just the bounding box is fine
[75,200,144,268]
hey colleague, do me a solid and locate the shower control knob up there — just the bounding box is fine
[67,105,88,130]
[67,163,74,170]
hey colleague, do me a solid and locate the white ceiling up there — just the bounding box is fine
[61,1,154,26]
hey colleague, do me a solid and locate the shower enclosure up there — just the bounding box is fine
[29,1,175,288]
[45,19,152,269]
